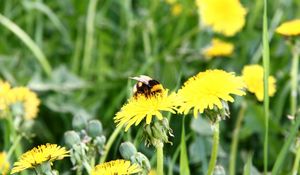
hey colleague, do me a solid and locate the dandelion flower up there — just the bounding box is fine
[0,152,10,175]
[242,65,276,101]
[196,0,247,36]
[11,143,69,174]
[177,69,245,117]
[0,81,11,111]
[114,89,178,131]
[202,38,234,58]
[91,160,141,175]
[7,87,40,119]
[276,19,300,36]
[171,3,182,16]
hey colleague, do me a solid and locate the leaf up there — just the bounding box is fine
[180,116,190,175]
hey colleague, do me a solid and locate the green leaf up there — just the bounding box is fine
[180,116,190,175]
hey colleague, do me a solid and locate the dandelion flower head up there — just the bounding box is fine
[114,89,178,131]
[196,0,247,36]
[11,143,69,174]
[6,87,40,119]
[0,152,10,175]
[276,19,300,36]
[242,65,276,101]
[91,160,141,175]
[202,38,234,58]
[0,81,11,111]
[177,69,246,117]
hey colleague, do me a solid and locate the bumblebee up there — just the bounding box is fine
[131,75,164,98]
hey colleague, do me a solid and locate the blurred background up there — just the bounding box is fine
[0,0,300,174]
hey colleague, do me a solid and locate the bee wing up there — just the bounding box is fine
[129,75,152,85]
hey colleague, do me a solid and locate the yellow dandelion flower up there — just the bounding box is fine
[114,89,178,131]
[0,152,10,175]
[196,0,247,36]
[177,69,246,117]
[171,3,182,16]
[0,81,11,111]
[11,143,69,174]
[242,65,276,101]
[202,38,234,58]
[276,19,300,36]
[7,87,40,119]
[91,160,141,175]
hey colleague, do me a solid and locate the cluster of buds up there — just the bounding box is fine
[64,112,106,173]
[203,101,230,123]
[119,142,151,174]
[143,118,173,147]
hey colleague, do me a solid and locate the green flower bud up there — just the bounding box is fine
[133,152,151,172]
[64,131,81,147]
[86,120,103,138]
[119,142,137,160]
[72,112,88,131]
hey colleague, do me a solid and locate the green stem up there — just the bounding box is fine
[272,113,300,174]
[290,43,299,117]
[156,142,164,175]
[99,125,122,163]
[262,0,270,174]
[6,135,22,160]
[206,122,220,175]
[292,142,300,175]
[82,0,98,76]
[229,103,246,175]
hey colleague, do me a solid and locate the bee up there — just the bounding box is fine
[130,75,164,98]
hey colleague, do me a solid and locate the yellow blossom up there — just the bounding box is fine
[11,144,69,174]
[202,38,234,58]
[196,0,247,36]
[6,87,40,119]
[0,152,10,175]
[171,3,182,16]
[276,19,300,36]
[177,69,245,117]
[114,89,178,131]
[242,65,276,101]
[91,160,141,175]
[0,81,11,111]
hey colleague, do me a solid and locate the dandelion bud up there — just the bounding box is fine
[119,142,137,160]
[133,152,151,172]
[64,131,81,147]
[72,113,87,131]
[87,120,103,138]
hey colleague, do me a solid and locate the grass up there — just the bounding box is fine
[0,0,300,174]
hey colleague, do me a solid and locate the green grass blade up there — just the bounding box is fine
[180,116,190,175]
[23,1,71,44]
[243,153,253,175]
[272,112,300,175]
[0,13,52,76]
[82,0,98,76]
[262,0,270,174]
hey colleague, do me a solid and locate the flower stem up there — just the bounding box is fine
[156,142,164,175]
[229,103,246,175]
[6,135,22,159]
[290,43,299,117]
[206,121,220,175]
[292,141,300,175]
[262,0,270,173]
[100,125,122,163]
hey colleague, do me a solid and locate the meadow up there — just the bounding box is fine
[0,0,300,174]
